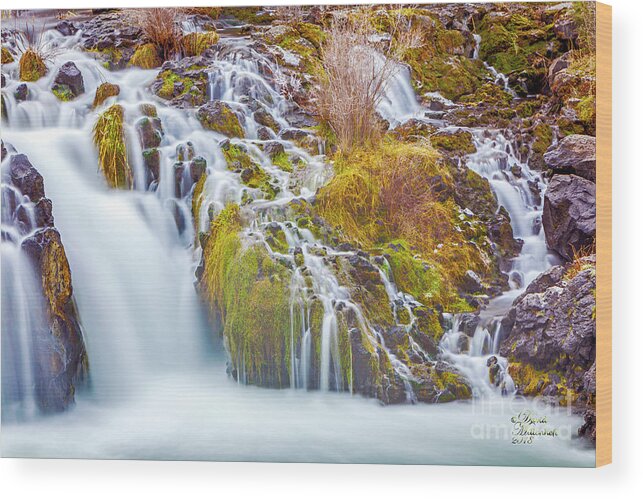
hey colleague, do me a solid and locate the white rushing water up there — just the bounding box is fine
[1,23,592,465]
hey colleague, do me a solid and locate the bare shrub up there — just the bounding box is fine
[314,14,401,152]
[128,8,182,60]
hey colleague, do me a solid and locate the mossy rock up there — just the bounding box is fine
[19,49,47,82]
[197,101,245,138]
[1,46,14,64]
[92,82,120,108]
[430,130,476,155]
[51,84,74,102]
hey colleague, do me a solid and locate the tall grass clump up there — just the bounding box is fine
[129,8,182,60]
[314,15,401,152]
[15,23,56,82]
[182,31,220,57]
[93,104,132,189]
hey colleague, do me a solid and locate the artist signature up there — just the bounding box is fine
[510,410,559,444]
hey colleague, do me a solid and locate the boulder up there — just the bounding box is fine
[21,227,89,412]
[263,141,285,159]
[544,134,596,182]
[543,174,596,261]
[9,153,45,201]
[136,116,164,149]
[55,20,78,36]
[52,61,85,98]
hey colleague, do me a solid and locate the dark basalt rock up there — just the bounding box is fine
[543,174,596,261]
[544,134,596,182]
[500,256,595,411]
[262,141,285,158]
[14,83,28,102]
[52,61,85,98]
[9,153,45,201]
[55,20,78,37]
[4,152,88,413]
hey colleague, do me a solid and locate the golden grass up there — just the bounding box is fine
[92,104,132,189]
[129,43,162,69]
[182,31,220,57]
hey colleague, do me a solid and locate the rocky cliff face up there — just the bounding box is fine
[2,148,88,412]
[500,256,596,441]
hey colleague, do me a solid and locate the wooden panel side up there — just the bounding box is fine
[595,1,612,468]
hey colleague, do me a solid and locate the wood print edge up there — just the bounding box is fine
[595,0,612,468]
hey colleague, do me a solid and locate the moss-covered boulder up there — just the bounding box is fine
[197,101,245,138]
[2,46,15,64]
[92,82,120,108]
[19,49,47,82]
[51,61,85,101]
[151,60,209,108]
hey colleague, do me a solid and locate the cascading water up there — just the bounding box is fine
[0,20,592,466]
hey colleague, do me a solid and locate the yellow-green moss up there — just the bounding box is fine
[272,151,293,172]
[202,204,292,387]
[430,130,476,155]
[92,82,120,108]
[92,104,132,189]
[198,102,244,138]
[182,31,220,57]
[1,46,14,64]
[51,85,74,102]
[129,43,162,69]
[191,173,207,231]
[19,49,47,82]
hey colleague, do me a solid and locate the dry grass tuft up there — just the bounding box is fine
[129,43,163,69]
[128,8,182,60]
[92,82,120,108]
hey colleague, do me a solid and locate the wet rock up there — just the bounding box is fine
[55,20,78,36]
[544,134,596,182]
[14,83,28,102]
[578,409,596,442]
[9,153,45,201]
[554,17,578,41]
[142,148,160,185]
[177,142,195,162]
[462,270,484,294]
[262,141,285,158]
[257,126,272,140]
[543,174,596,261]
[189,156,207,183]
[501,257,595,406]
[254,107,280,132]
[52,61,85,99]
[548,52,571,89]
[136,116,164,149]
[20,225,88,413]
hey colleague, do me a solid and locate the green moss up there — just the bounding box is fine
[92,104,132,189]
[272,151,293,172]
[430,130,476,155]
[191,173,207,230]
[460,83,513,107]
[19,49,47,82]
[157,70,207,106]
[202,204,292,387]
[51,84,74,102]
[223,144,252,170]
[531,123,553,156]
[386,241,441,304]
[198,102,244,138]
[220,7,273,25]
